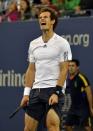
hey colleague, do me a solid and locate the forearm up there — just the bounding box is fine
[23,63,35,96]
[23,74,35,96]
[25,69,35,88]
[57,61,68,87]
[85,86,93,110]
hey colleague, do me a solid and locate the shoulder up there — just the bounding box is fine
[55,33,69,43]
[54,33,72,60]
[78,73,88,80]
[29,36,42,50]
[54,33,71,48]
[78,73,90,86]
[30,36,42,46]
[55,33,72,54]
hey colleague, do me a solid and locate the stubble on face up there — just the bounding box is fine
[39,12,53,32]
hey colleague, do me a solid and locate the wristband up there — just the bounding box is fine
[55,85,63,96]
[23,87,31,96]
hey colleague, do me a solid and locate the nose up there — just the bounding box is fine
[41,17,45,21]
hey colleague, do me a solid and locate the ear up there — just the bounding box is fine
[77,66,79,71]
[51,19,55,25]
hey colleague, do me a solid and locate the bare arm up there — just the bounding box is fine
[85,86,93,115]
[57,61,69,87]
[20,63,35,107]
[24,63,35,88]
[49,61,69,105]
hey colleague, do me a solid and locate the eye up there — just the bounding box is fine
[44,16,48,18]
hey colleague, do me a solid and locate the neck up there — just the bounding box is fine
[69,71,79,79]
[42,30,54,43]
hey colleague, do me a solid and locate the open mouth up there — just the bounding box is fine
[41,23,46,25]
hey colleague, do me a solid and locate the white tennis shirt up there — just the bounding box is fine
[28,33,72,93]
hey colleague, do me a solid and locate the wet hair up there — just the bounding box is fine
[38,7,58,30]
[69,59,80,66]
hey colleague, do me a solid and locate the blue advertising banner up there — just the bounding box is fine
[0,17,93,131]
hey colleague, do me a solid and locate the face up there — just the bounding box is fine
[38,11,55,31]
[20,0,28,12]
[8,2,17,12]
[68,62,79,75]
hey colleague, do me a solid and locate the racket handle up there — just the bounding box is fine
[9,106,22,119]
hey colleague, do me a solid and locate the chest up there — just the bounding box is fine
[68,77,83,91]
[33,43,61,60]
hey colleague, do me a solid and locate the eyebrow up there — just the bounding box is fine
[39,15,49,19]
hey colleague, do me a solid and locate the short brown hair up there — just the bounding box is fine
[38,7,58,30]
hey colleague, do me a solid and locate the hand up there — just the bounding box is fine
[49,94,58,105]
[20,95,29,107]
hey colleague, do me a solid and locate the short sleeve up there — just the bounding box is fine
[28,43,35,63]
[79,73,90,88]
[59,40,72,62]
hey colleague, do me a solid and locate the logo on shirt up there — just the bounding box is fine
[64,51,68,61]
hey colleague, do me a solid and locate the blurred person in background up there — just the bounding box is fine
[0,0,4,14]
[0,0,20,22]
[63,0,81,16]
[63,0,93,17]
[80,0,93,10]
[64,0,81,13]
[32,0,60,18]
[51,0,81,17]
[0,0,5,22]
[40,0,60,15]
[51,0,64,10]
[65,59,93,131]
[51,0,65,16]
[79,0,93,16]
[19,0,31,20]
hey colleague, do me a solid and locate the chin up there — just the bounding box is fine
[41,28,49,31]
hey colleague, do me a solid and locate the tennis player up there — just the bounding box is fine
[20,7,72,131]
